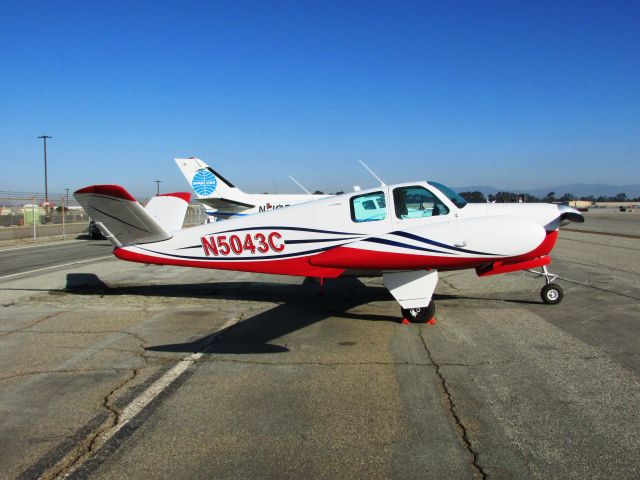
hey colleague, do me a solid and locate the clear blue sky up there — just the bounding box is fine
[1,0,638,198]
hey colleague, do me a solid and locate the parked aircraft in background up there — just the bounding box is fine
[175,158,326,220]
[75,180,584,323]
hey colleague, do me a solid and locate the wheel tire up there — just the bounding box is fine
[401,301,436,323]
[541,283,564,305]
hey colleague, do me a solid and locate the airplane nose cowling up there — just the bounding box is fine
[460,215,547,257]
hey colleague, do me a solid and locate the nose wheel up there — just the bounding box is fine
[541,283,563,304]
[529,265,564,305]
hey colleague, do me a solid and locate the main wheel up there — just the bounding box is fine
[541,283,563,305]
[401,301,436,323]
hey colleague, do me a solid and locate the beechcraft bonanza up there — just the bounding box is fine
[75,180,584,323]
[175,157,326,220]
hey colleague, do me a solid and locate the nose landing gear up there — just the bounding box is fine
[528,265,564,305]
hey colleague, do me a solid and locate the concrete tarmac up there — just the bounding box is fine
[0,239,112,278]
[0,213,638,479]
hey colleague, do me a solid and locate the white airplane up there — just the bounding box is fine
[76,179,584,323]
[175,158,326,220]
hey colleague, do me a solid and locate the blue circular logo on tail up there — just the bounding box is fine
[192,169,217,196]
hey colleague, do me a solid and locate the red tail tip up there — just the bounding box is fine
[159,192,191,202]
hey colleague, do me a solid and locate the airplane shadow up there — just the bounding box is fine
[64,273,398,354]
[63,273,543,354]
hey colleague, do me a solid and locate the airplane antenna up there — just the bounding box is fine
[288,176,312,195]
[272,179,278,194]
[358,159,386,186]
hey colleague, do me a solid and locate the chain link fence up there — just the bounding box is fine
[0,193,208,243]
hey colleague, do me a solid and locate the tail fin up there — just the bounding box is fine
[74,185,171,247]
[174,157,243,200]
[144,192,191,232]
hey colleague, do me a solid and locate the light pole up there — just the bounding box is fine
[154,180,162,196]
[65,188,70,207]
[37,135,52,203]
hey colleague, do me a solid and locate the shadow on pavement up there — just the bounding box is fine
[64,273,398,354]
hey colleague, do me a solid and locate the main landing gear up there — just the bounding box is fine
[401,301,436,324]
[383,270,439,324]
[528,265,564,305]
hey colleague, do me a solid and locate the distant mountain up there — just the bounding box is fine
[454,184,640,199]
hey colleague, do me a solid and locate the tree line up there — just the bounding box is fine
[458,191,639,203]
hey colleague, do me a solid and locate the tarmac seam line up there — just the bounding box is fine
[557,276,640,301]
[0,239,87,252]
[0,368,131,383]
[0,255,114,281]
[191,353,610,367]
[418,327,488,480]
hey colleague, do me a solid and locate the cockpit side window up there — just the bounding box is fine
[350,191,387,222]
[393,186,450,219]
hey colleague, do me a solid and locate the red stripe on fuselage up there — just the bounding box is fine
[113,248,345,278]
[309,246,487,270]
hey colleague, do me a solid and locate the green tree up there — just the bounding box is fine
[559,193,574,202]
[459,191,486,203]
[614,192,627,201]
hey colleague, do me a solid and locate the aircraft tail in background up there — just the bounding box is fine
[174,158,244,200]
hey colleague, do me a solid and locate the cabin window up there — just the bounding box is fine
[350,191,387,222]
[393,186,450,219]
[428,181,468,208]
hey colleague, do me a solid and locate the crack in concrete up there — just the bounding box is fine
[418,328,487,480]
[37,330,150,480]
[38,369,141,480]
[58,346,142,354]
[0,312,63,338]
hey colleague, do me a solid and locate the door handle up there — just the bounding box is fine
[454,240,467,247]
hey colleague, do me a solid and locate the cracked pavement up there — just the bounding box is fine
[1,212,639,479]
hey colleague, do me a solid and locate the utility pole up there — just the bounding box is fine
[154,180,162,196]
[37,135,52,203]
[65,188,70,207]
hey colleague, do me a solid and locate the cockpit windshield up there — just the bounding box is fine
[428,181,468,209]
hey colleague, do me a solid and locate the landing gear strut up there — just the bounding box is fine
[528,265,564,305]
